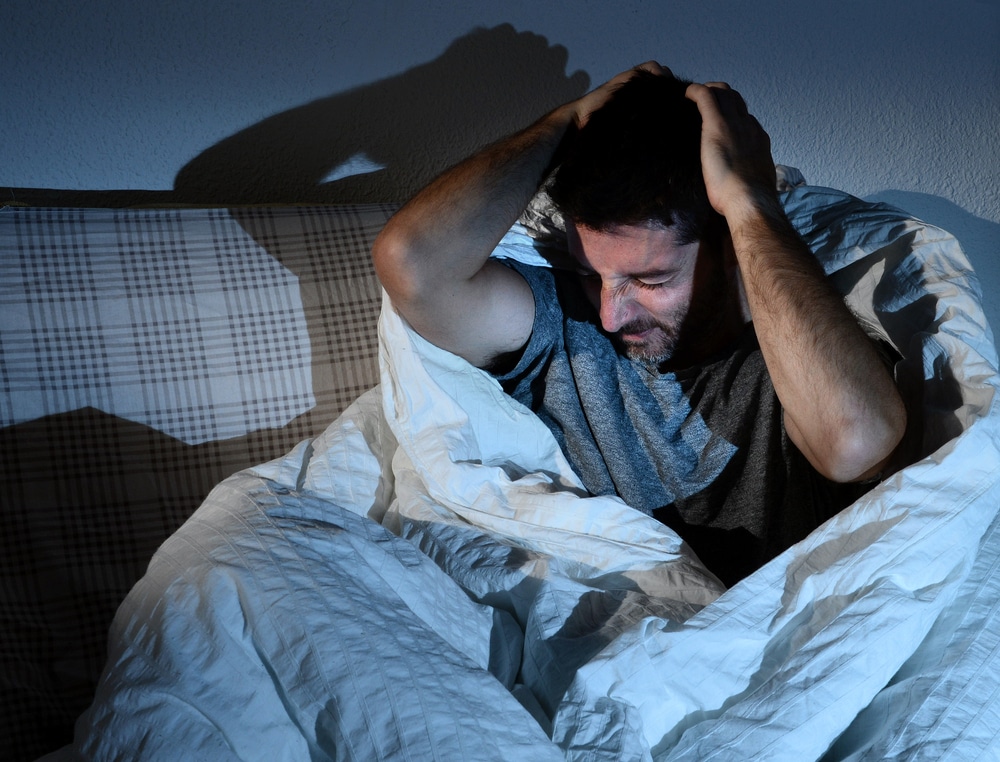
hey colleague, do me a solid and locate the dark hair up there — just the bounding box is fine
[548,70,724,246]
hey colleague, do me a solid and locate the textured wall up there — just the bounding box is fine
[3,0,998,331]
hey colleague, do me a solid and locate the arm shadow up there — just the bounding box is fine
[173,24,591,205]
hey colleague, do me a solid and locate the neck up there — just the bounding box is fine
[660,272,748,371]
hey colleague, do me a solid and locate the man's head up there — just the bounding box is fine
[548,69,724,246]
[550,70,740,367]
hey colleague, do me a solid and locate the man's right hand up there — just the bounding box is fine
[571,61,672,129]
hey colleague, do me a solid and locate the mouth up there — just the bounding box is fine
[613,321,677,365]
[621,331,655,348]
[618,323,659,344]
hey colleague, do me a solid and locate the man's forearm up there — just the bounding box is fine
[729,197,907,481]
[686,81,906,481]
[370,104,577,366]
[373,104,575,308]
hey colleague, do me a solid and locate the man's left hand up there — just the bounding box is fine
[685,82,778,220]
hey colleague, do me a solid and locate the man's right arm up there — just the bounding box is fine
[372,64,664,368]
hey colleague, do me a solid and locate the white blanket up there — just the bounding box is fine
[53,185,1000,761]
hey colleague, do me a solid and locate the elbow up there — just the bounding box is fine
[371,226,406,297]
[821,401,908,484]
[371,224,426,308]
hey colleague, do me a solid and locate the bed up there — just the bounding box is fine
[3,174,998,760]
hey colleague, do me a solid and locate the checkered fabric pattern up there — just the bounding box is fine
[0,203,396,760]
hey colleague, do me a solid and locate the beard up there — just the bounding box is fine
[613,263,739,369]
[615,315,682,365]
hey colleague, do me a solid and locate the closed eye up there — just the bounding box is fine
[633,276,673,290]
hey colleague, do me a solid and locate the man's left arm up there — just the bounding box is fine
[686,81,906,482]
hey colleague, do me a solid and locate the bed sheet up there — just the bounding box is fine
[47,186,1000,761]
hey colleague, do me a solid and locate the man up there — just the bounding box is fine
[372,62,906,585]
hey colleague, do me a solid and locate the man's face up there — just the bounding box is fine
[566,220,734,366]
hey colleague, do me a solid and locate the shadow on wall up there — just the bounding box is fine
[173,24,591,205]
[866,190,1000,337]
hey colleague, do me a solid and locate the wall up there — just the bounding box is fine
[3,0,998,332]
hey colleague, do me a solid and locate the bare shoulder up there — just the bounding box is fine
[427,256,536,369]
[373,231,535,369]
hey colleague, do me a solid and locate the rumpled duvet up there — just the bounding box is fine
[49,185,1000,761]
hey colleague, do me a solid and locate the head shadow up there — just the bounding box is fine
[174,24,591,205]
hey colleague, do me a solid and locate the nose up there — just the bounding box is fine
[599,286,635,333]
